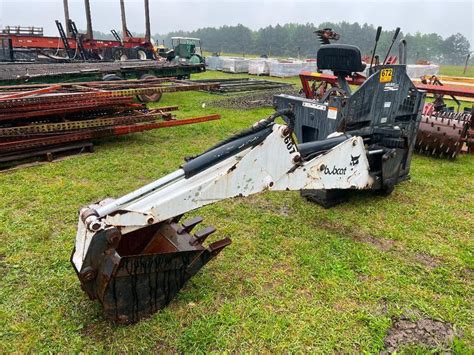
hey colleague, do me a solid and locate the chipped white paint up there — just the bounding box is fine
[73,124,373,271]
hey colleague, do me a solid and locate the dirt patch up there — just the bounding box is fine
[373,298,389,316]
[278,205,291,216]
[460,267,473,280]
[384,317,455,352]
[247,196,292,217]
[413,253,440,270]
[318,219,396,252]
[0,254,7,277]
[154,342,178,353]
[80,322,104,342]
[357,235,396,252]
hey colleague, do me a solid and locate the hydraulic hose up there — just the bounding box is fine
[185,108,296,161]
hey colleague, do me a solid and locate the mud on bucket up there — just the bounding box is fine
[71,216,231,324]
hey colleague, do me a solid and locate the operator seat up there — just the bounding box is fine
[317,44,366,77]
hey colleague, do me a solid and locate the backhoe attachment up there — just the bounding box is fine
[72,113,375,323]
[72,44,424,324]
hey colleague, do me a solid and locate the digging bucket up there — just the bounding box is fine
[71,216,231,324]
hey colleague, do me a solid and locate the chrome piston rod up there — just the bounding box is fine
[94,169,185,217]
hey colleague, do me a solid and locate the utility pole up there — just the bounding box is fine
[464,53,471,74]
[144,0,151,43]
[120,0,128,38]
[84,0,93,39]
[63,0,71,37]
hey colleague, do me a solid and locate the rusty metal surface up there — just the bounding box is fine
[72,217,231,324]
[298,70,474,159]
[0,109,173,136]
[416,106,473,158]
[0,61,204,82]
[0,79,218,110]
[0,77,219,93]
[0,98,135,121]
[314,28,340,45]
[0,78,220,168]
[0,114,220,154]
[0,142,94,166]
[299,71,474,100]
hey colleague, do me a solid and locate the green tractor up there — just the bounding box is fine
[160,37,204,65]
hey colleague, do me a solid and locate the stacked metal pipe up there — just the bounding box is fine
[0,78,220,168]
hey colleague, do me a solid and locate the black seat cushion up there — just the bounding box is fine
[317,44,366,74]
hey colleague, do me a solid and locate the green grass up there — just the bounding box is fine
[439,65,474,77]
[0,70,473,352]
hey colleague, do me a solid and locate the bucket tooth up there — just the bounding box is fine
[72,218,231,324]
[191,226,217,246]
[178,216,203,234]
[186,237,232,276]
[208,238,232,254]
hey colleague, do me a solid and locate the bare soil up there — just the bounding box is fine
[384,317,455,352]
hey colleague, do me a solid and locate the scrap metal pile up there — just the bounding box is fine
[0,78,220,168]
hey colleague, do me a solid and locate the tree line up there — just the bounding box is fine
[90,21,472,65]
[155,22,471,66]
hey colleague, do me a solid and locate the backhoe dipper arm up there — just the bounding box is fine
[74,114,370,269]
[71,112,372,323]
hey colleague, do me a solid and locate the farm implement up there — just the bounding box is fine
[1,1,205,67]
[0,78,220,168]
[298,70,474,159]
[72,43,425,323]
[292,26,474,159]
[0,60,205,86]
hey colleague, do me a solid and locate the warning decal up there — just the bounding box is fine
[380,68,393,83]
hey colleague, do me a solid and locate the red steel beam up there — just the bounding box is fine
[0,114,221,153]
[0,81,220,109]
[0,98,135,121]
[299,71,474,100]
[112,114,221,135]
[0,85,62,100]
[415,83,474,99]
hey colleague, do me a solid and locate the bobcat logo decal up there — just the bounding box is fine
[350,154,360,166]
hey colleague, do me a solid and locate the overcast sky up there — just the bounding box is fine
[1,0,473,45]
